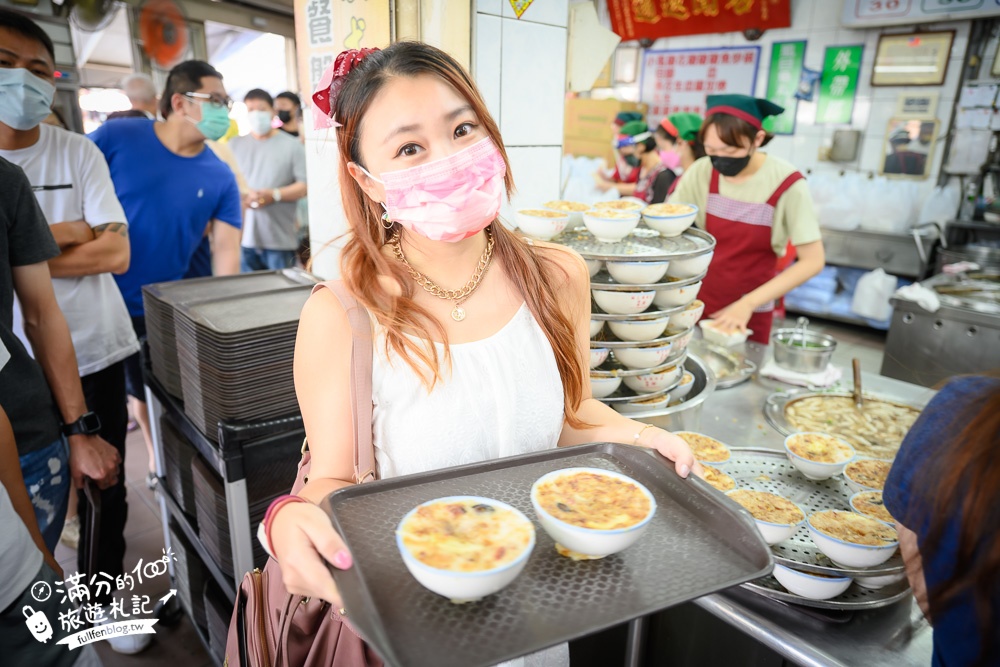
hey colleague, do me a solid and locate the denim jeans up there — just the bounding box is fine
[241,247,297,272]
[18,437,70,554]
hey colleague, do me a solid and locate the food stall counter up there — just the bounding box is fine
[682,341,936,667]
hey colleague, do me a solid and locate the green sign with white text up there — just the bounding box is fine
[764,41,805,135]
[816,45,863,125]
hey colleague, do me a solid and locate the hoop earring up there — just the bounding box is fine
[380,211,394,231]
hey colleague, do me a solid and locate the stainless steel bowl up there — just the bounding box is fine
[771,329,837,373]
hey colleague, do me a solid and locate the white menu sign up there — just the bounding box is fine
[639,46,761,127]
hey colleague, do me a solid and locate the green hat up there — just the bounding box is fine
[614,111,644,127]
[705,94,784,131]
[667,112,702,142]
[619,120,648,137]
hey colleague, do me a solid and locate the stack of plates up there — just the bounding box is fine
[174,286,313,440]
[203,579,232,665]
[161,416,198,521]
[191,455,271,576]
[142,269,317,399]
[167,519,208,630]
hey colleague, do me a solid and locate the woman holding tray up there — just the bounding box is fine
[260,43,697,665]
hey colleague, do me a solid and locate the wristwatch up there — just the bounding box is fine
[272,188,283,202]
[62,411,102,437]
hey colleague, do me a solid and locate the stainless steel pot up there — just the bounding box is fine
[771,329,837,373]
[630,354,717,432]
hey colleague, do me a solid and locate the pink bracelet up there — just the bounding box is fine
[261,495,308,558]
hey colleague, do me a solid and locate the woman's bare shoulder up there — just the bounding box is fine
[529,240,589,286]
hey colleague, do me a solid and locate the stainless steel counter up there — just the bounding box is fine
[688,342,936,667]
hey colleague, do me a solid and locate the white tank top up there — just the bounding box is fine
[371,302,569,667]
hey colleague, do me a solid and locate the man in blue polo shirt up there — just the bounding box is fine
[90,60,241,486]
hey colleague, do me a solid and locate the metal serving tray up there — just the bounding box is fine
[742,576,912,611]
[590,327,693,349]
[320,443,773,667]
[590,349,689,378]
[687,340,756,390]
[554,227,716,261]
[725,448,905,579]
[590,301,685,321]
[590,270,707,292]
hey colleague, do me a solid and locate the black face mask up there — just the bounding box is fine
[276,110,293,124]
[710,154,752,177]
[624,154,641,168]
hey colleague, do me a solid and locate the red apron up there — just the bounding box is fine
[699,168,804,345]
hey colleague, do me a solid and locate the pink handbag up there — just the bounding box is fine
[225,281,382,667]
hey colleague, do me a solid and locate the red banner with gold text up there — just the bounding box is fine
[608,0,791,42]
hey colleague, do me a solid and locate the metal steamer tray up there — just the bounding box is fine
[590,302,685,321]
[725,447,909,611]
[590,349,689,380]
[593,352,690,405]
[687,340,757,390]
[320,443,773,667]
[589,327,693,349]
[555,227,716,261]
[590,270,707,292]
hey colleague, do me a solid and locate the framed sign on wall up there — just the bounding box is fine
[872,30,954,86]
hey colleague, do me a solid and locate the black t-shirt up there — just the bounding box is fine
[0,157,62,455]
[650,170,677,204]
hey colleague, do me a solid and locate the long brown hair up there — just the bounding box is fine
[920,375,1000,665]
[332,42,587,428]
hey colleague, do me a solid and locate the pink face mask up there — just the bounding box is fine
[360,138,507,243]
[659,149,681,171]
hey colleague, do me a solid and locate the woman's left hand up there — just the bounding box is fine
[642,428,700,479]
[710,297,754,333]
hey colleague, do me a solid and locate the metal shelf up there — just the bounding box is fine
[159,480,237,603]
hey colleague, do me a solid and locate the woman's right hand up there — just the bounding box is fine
[270,500,354,606]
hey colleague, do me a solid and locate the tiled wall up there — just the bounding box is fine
[475,0,569,220]
[599,0,971,179]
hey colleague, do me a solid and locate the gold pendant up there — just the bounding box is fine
[451,305,466,322]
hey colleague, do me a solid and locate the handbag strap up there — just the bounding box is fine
[312,281,377,483]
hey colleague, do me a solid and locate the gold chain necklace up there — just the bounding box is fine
[390,229,495,322]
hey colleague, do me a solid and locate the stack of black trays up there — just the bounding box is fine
[161,415,198,524]
[141,269,317,399]
[203,579,232,665]
[167,518,208,631]
[173,286,313,440]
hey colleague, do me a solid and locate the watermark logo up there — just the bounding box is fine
[27,548,178,650]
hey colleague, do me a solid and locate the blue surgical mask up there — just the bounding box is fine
[0,68,56,131]
[186,100,231,141]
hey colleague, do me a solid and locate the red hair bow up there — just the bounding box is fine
[312,47,380,129]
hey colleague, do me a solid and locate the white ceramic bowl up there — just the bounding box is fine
[590,375,622,398]
[641,203,698,237]
[668,300,705,330]
[699,319,751,347]
[583,210,641,243]
[613,343,674,370]
[849,491,895,526]
[396,496,535,602]
[652,281,702,308]
[515,209,569,241]
[614,394,671,414]
[807,511,899,568]
[589,320,604,338]
[543,201,589,228]
[844,459,894,494]
[772,564,853,601]
[606,261,670,285]
[593,289,656,315]
[855,571,907,590]
[672,329,695,352]
[608,317,670,342]
[585,259,603,277]
[623,364,682,393]
[531,468,656,559]
[672,372,695,400]
[667,252,714,279]
[726,490,805,545]
[783,433,856,481]
[676,431,731,466]
[589,348,610,369]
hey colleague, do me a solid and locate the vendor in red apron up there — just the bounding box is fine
[669,94,825,345]
[654,112,706,196]
[595,118,645,194]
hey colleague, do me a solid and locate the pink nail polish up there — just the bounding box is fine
[679,464,691,478]
[332,550,353,569]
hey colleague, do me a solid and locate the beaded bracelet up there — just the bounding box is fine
[259,494,308,560]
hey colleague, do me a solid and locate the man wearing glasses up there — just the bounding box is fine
[89,60,242,493]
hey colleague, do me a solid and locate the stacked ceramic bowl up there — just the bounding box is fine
[544,210,715,417]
